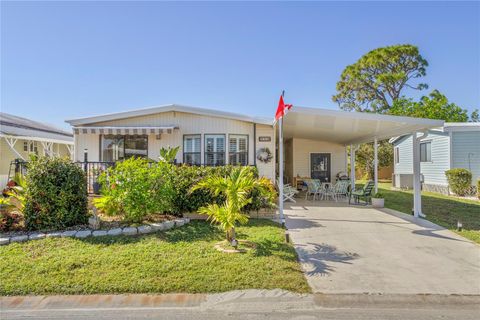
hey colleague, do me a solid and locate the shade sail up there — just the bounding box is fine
[282,107,444,145]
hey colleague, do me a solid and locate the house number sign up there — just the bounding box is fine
[258,136,271,142]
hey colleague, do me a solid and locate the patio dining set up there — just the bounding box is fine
[281,179,375,205]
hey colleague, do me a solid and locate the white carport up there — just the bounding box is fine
[277,107,444,218]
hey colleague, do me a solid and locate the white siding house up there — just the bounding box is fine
[391,123,480,194]
[0,112,74,189]
[67,103,443,217]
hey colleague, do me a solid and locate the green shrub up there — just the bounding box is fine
[95,158,175,222]
[445,168,472,196]
[95,161,276,219]
[23,156,88,231]
[168,165,275,215]
[477,179,480,200]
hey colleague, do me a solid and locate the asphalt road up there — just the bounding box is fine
[2,290,479,320]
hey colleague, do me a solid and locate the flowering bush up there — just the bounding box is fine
[95,158,175,222]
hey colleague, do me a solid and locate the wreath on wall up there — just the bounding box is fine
[256,147,273,164]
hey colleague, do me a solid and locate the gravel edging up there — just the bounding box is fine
[0,218,190,246]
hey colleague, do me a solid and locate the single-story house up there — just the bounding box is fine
[0,112,74,189]
[66,103,444,217]
[390,122,480,194]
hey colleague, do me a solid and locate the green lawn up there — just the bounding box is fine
[376,182,480,244]
[0,220,310,295]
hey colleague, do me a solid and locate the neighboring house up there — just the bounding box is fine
[391,122,480,194]
[0,112,74,189]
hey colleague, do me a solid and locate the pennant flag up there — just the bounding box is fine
[275,95,293,121]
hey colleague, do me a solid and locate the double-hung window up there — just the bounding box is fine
[394,147,400,164]
[420,141,431,162]
[101,135,148,161]
[205,134,225,166]
[183,135,201,165]
[229,135,248,166]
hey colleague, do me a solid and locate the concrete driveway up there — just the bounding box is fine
[284,199,480,294]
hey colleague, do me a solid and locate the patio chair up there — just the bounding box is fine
[305,179,321,200]
[277,179,299,203]
[283,184,299,203]
[349,180,375,205]
[332,180,350,201]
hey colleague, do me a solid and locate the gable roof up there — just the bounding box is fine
[65,104,272,126]
[0,112,73,143]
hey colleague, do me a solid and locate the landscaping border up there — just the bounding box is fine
[0,218,190,246]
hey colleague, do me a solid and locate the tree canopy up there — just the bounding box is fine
[333,44,428,113]
[389,90,470,122]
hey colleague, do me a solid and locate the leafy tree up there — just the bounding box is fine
[470,109,479,122]
[191,167,273,247]
[354,141,393,180]
[389,90,469,122]
[333,44,428,113]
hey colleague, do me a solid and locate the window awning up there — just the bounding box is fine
[73,126,179,135]
[281,107,444,145]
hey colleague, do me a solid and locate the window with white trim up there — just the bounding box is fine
[394,147,399,164]
[205,134,225,166]
[229,135,248,166]
[420,141,431,162]
[183,135,201,165]
[23,141,38,154]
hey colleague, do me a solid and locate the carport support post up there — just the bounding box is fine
[350,144,357,191]
[278,116,285,227]
[412,132,422,218]
[374,137,378,194]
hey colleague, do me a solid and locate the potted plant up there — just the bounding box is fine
[92,168,103,195]
[371,192,384,208]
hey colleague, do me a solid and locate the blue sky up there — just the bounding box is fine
[1,1,479,129]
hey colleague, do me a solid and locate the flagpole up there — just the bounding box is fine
[278,90,285,228]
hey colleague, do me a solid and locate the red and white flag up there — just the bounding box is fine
[275,95,293,121]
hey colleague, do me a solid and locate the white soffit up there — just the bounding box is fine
[282,107,444,145]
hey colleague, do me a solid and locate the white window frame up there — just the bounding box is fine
[183,134,201,165]
[228,134,248,166]
[204,134,226,166]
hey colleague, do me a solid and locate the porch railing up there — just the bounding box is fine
[75,162,115,194]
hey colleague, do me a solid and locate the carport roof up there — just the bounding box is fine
[282,107,444,145]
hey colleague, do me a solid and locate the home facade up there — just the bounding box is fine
[66,105,276,180]
[391,122,480,194]
[67,104,444,217]
[0,112,74,189]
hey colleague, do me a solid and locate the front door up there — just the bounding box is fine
[310,153,331,182]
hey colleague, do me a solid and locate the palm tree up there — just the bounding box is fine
[191,167,273,246]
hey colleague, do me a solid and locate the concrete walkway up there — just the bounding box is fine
[284,199,480,294]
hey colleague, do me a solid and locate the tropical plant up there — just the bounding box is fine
[159,146,180,163]
[191,167,273,247]
[2,174,27,212]
[445,168,472,196]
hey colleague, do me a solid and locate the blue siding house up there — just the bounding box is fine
[391,123,480,194]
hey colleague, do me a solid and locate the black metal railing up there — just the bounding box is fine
[7,159,29,182]
[75,161,115,194]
